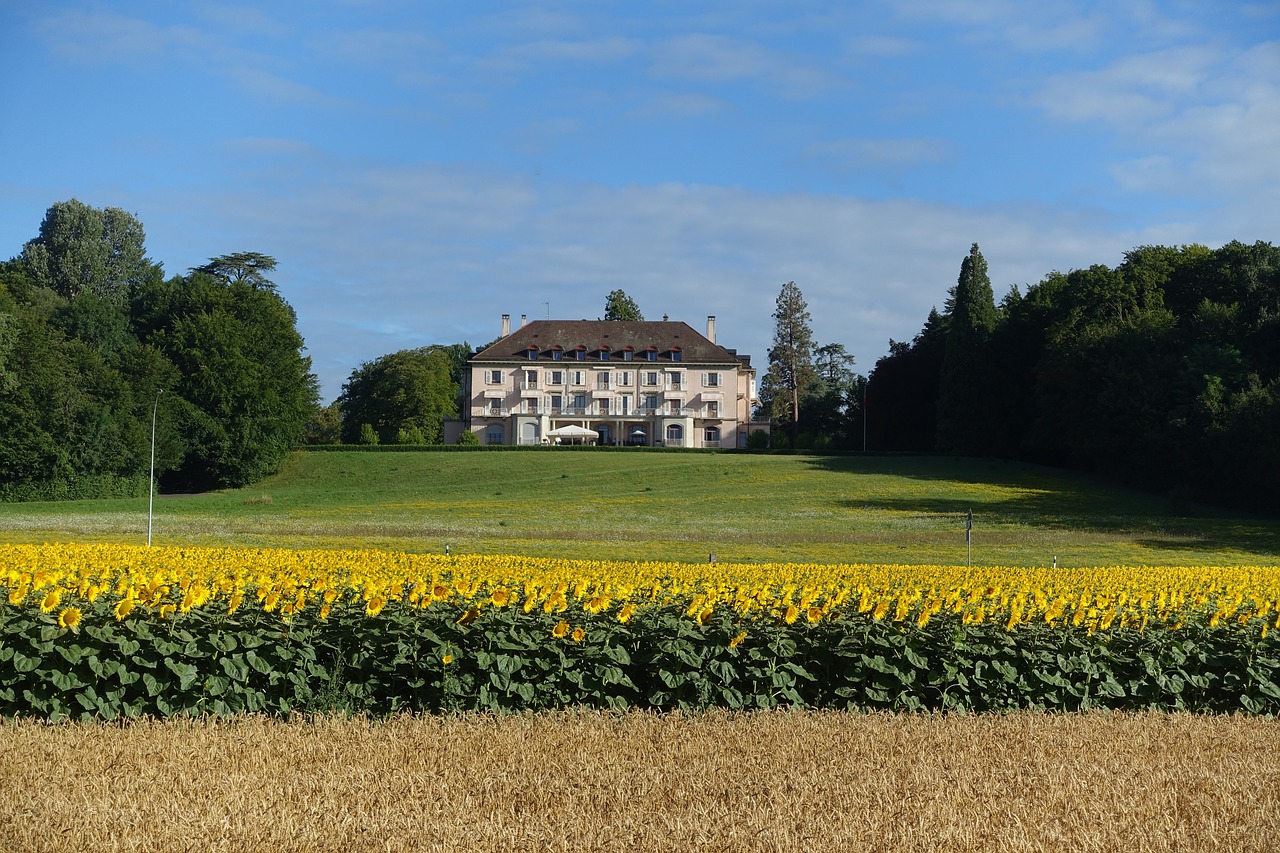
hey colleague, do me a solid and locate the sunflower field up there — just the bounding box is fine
[2,543,1279,720]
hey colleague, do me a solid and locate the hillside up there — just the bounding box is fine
[2,450,1277,566]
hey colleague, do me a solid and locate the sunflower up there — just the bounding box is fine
[366,594,387,617]
[617,603,634,624]
[40,589,61,613]
[58,607,82,630]
[551,620,569,639]
[114,598,135,621]
[728,630,747,648]
[570,627,585,643]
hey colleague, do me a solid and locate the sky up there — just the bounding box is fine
[2,1,1277,403]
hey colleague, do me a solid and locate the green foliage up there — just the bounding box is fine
[603,289,644,321]
[937,243,1001,454]
[876,239,1280,513]
[132,270,318,490]
[338,348,458,445]
[457,429,480,446]
[20,199,154,305]
[1,205,317,501]
[761,281,820,444]
[358,423,379,446]
[2,601,1276,719]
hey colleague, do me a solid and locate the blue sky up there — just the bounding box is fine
[2,1,1277,402]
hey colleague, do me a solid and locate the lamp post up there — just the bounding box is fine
[147,389,163,546]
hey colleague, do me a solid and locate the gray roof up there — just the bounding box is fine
[472,320,752,367]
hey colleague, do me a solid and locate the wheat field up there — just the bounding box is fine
[3,709,1277,852]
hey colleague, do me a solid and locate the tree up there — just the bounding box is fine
[191,252,280,292]
[338,348,459,445]
[604,289,644,321]
[802,342,858,448]
[936,243,1000,454]
[865,309,946,451]
[132,268,318,490]
[761,281,819,444]
[21,199,155,304]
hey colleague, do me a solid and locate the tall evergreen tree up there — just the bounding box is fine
[603,289,644,321]
[761,281,819,445]
[936,243,1000,454]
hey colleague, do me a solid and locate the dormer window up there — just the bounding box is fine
[526,346,538,360]
[622,347,634,362]
[646,348,658,362]
[671,347,682,363]
[575,346,587,361]
[551,347,563,361]
[600,347,610,361]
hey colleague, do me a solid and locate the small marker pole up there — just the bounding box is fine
[965,508,973,568]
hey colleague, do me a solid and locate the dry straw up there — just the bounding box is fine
[2,709,1278,852]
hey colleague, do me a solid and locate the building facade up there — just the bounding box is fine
[461,315,763,448]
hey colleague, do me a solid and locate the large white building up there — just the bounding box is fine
[461,314,764,448]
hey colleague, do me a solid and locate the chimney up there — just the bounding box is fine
[707,315,717,343]
[521,314,527,328]
[501,314,510,337]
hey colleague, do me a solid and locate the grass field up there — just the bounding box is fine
[2,449,1278,566]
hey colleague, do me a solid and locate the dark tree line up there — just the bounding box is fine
[0,199,318,499]
[867,241,1280,513]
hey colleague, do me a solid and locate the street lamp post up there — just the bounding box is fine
[147,389,162,546]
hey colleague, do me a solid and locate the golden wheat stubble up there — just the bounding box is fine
[2,710,1278,852]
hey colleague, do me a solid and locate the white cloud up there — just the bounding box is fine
[806,137,950,173]
[135,159,1177,401]
[651,34,835,99]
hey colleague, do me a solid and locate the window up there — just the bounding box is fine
[570,370,586,386]
[643,393,659,412]
[575,348,586,361]
[617,371,633,387]
[551,349,562,361]
[646,349,657,362]
[671,348,682,362]
[666,372,683,390]
[600,349,610,361]
[485,426,504,445]
[665,424,683,446]
[547,370,564,386]
[704,426,721,447]
[618,395,632,415]
[488,399,503,415]
[523,398,538,414]
[622,349,634,362]
[642,371,660,386]
[572,393,588,413]
[703,372,721,387]
[668,400,681,415]
[597,398,610,415]
[705,400,720,418]
[526,347,538,360]
[523,370,538,388]
[549,394,563,413]
[596,371,611,390]
[487,369,503,385]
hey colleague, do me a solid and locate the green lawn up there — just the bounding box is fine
[2,449,1278,567]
